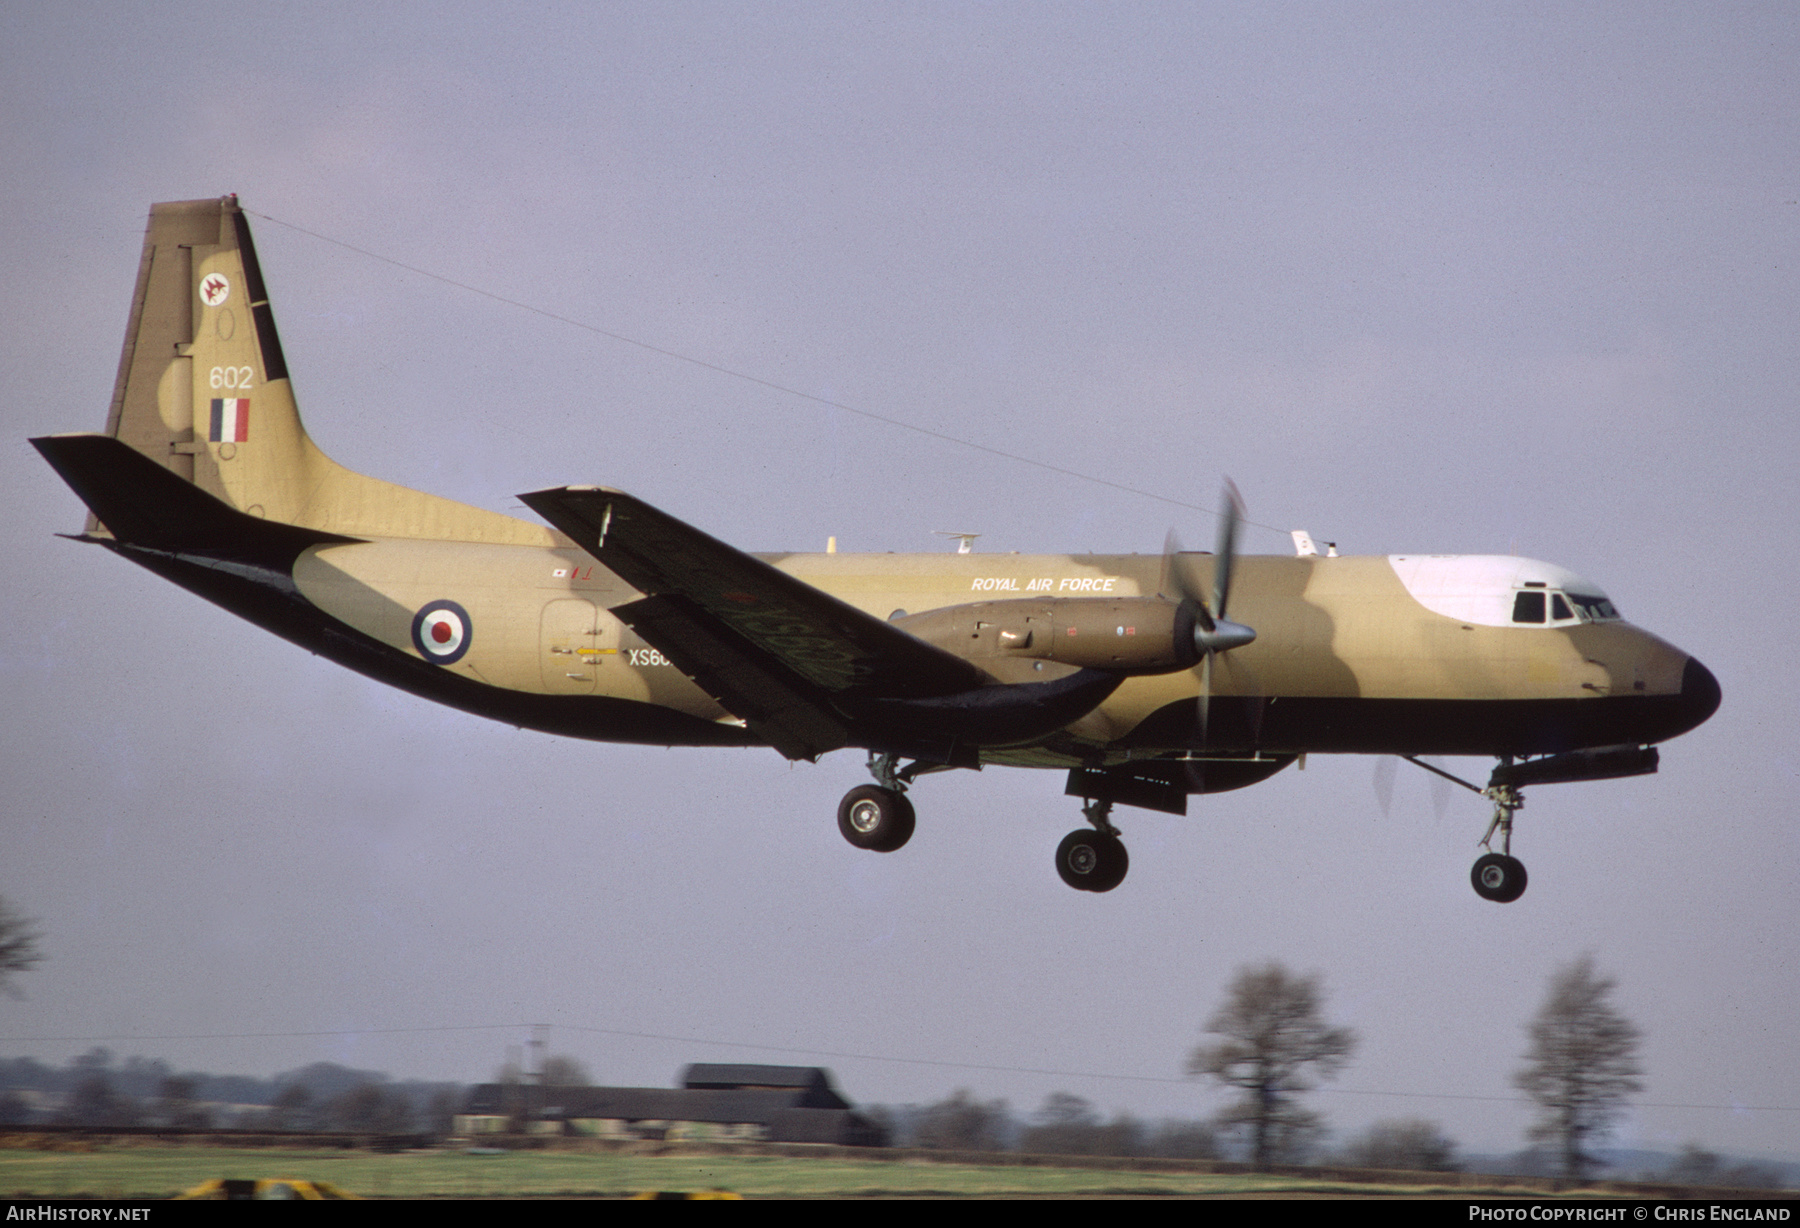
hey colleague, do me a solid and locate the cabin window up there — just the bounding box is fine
[1512,591,1546,623]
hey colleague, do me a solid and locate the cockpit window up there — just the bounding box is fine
[1390,556,1621,628]
[1568,592,1621,622]
[1514,589,1621,626]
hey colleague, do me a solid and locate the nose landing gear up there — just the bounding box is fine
[1471,780,1527,903]
[1402,755,1531,904]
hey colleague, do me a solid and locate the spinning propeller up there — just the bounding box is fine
[1162,480,1258,748]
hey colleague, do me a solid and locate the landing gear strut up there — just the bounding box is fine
[1401,755,1530,903]
[1471,777,1527,903]
[1056,799,1129,893]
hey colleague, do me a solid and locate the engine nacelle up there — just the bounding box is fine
[893,597,1201,674]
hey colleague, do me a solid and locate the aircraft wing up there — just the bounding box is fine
[520,486,990,760]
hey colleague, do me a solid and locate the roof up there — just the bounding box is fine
[679,1065,850,1110]
[460,1081,885,1146]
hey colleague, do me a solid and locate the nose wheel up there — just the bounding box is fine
[1471,851,1527,903]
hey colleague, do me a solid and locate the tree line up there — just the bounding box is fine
[0,1050,463,1136]
[0,895,1780,1186]
[1181,956,1646,1180]
[869,956,1778,1187]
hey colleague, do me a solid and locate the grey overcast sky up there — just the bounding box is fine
[2,3,1795,1160]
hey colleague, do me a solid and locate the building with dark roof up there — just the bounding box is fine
[456,1065,885,1147]
[680,1064,849,1108]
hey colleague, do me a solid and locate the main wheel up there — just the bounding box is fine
[1471,852,1528,903]
[837,786,915,852]
[1055,829,1129,893]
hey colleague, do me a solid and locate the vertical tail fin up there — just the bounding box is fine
[104,196,308,520]
[91,196,546,545]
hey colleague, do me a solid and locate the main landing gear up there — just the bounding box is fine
[1056,799,1129,893]
[835,753,931,853]
[835,754,1134,892]
[837,784,914,852]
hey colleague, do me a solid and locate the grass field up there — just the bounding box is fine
[0,1144,1580,1199]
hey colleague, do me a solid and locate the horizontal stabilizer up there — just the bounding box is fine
[32,433,359,567]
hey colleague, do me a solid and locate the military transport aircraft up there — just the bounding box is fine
[33,198,1720,897]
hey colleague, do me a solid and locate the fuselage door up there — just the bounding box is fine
[541,598,603,694]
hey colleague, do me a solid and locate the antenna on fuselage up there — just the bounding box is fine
[1291,530,1339,558]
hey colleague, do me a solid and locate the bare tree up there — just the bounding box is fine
[266,1083,315,1132]
[58,1051,141,1128]
[1143,1118,1220,1160]
[327,1081,413,1134]
[1336,1118,1460,1171]
[61,1072,137,1126]
[1188,962,1356,1169]
[1019,1092,1147,1156]
[1020,1091,1102,1155]
[0,1090,30,1126]
[0,898,43,997]
[1661,1143,1781,1190]
[538,1055,593,1087]
[1514,955,1643,1181]
[154,1075,214,1130]
[424,1087,463,1139]
[912,1089,1012,1152]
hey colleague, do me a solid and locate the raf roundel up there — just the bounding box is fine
[411,600,472,665]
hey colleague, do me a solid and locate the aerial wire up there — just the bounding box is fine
[185,213,1780,1124]
[2,1023,1789,1113]
[247,210,1291,541]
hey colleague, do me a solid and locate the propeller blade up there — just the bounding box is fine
[1193,481,1255,654]
[1373,754,1397,817]
[1166,480,1260,750]
[1217,650,1268,745]
[1162,529,1215,633]
[1198,651,1213,747]
[1213,478,1244,621]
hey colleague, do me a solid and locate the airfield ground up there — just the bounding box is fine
[0,1139,1757,1199]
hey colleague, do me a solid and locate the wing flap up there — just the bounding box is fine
[519,486,988,702]
[612,594,851,760]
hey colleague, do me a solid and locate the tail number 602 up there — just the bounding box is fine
[210,366,254,390]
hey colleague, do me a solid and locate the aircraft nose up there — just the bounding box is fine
[1673,655,1721,735]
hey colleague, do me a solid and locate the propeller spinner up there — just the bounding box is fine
[1163,480,1257,656]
